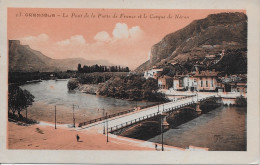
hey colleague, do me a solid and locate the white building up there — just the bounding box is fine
[144,68,163,79]
[183,75,198,91]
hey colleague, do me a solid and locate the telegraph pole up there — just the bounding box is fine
[72,104,79,128]
[106,112,109,142]
[163,103,164,112]
[73,104,75,127]
[103,108,105,134]
[55,105,57,129]
[26,108,28,123]
[161,105,165,151]
[158,103,159,114]
[161,113,164,151]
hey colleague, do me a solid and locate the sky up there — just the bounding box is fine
[8,8,245,69]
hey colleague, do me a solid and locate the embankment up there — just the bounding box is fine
[77,84,99,94]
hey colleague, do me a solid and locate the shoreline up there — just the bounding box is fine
[8,120,189,150]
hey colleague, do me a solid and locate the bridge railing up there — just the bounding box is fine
[78,108,135,127]
[197,95,216,102]
[108,96,216,132]
[162,101,196,113]
[108,100,199,133]
[108,112,159,133]
[78,97,193,128]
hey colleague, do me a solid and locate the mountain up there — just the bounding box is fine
[136,12,247,72]
[9,40,113,72]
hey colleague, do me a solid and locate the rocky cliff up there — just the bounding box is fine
[136,12,247,72]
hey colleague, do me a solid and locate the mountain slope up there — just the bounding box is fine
[9,40,113,72]
[136,12,247,72]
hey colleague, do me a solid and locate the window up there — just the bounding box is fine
[211,78,214,87]
[201,80,203,87]
[179,79,183,87]
[206,81,208,87]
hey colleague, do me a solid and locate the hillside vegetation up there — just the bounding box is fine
[97,75,168,102]
[136,12,247,75]
[9,40,113,72]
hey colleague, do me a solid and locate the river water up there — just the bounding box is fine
[148,106,246,151]
[20,80,153,124]
[20,80,246,151]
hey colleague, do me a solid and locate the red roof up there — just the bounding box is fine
[194,70,218,77]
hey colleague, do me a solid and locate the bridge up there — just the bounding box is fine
[79,94,219,134]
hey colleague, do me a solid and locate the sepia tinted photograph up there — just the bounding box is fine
[7,8,248,152]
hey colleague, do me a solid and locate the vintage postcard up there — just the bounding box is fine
[0,0,259,164]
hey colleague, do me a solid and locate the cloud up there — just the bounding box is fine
[56,35,86,46]
[52,23,147,68]
[112,23,129,39]
[19,23,148,69]
[111,23,143,41]
[129,26,143,39]
[94,31,112,42]
[19,33,49,44]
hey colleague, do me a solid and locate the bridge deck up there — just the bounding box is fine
[80,94,216,133]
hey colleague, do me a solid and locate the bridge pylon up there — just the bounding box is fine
[196,102,202,115]
[161,112,170,130]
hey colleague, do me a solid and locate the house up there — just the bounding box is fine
[183,74,198,91]
[230,82,247,93]
[173,75,185,91]
[193,70,219,92]
[158,75,173,89]
[218,74,247,92]
[144,68,163,79]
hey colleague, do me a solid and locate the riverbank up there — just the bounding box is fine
[8,121,188,150]
[77,84,98,94]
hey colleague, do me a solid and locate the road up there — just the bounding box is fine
[80,93,215,133]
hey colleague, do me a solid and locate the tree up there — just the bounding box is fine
[67,79,79,90]
[235,96,247,107]
[162,66,175,77]
[8,85,34,116]
[78,63,82,72]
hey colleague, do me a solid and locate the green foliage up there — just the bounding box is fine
[162,66,175,77]
[78,64,130,73]
[211,49,247,75]
[77,72,128,84]
[67,79,79,90]
[97,75,168,102]
[8,85,34,116]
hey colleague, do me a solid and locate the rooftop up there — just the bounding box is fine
[194,70,218,77]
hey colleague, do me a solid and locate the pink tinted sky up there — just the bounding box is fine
[8,8,245,69]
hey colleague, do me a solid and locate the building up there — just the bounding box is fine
[158,75,173,89]
[230,82,247,93]
[193,70,219,92]
[173,75,185,91]
[144,68,163,79]
[183,74,198,91]
[218,74,247,92]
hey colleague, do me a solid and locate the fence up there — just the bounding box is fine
[78,108,135,127]
[109,112,159,133]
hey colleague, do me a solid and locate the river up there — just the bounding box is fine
[20,80,154,124]
[148,106,246,151]
[20,80,246,151]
